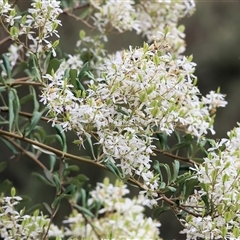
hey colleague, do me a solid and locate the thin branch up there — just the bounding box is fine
[0,81,43,87]
[13,76,31,81]
[0,129,145,189]
[1,135,47,170]
[158,193,201,218]
[0,36,11,46]
[153,148,195,165]
[11,0,19,7]
[96,153,105,162]
[0,108,54,123]
[61,3,95,29]
[0,130,201,218]
[0,129,107,170]
[62,3,90,14]
[62,10,95,29]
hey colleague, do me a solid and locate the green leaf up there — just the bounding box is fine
[171,142,189,152]
[33,126,47,142]
[0,73,5,85]
[172,160,180,182]
[201,193,210,213]
[53,173,61,194]
[9,26,18,40]
[108,232,114,240]
[52,195,64,208]
[65,165,79,172]
[32,144,56,156]
[78,8,91,19]
[47,58,61,74]
[63,184,76,195]
[49,155,56,172]
[45,134,59,145]
[104,159,123,179]
[52,39,59,48]
[175,172,191,186]
[80,188,86,207]
[25,111,43,137]
[0,137,18,155]
[78,62,89,82]
[55,124,67,152]
[12,61,28,77]
[166,186,177,192]
[69,68,78,89]
[43,202,53,215]
[2,54,11,78]
[0,161,7,173]
[32,172,55,187]
[0,86,6,93]
[153,160,163,182]
[25,204,42,215]
[29,86,39,112]
[87,136,96,160]
[79,30,86,39]
[74,204,94,218]
[20,93,33,105]
[68,174,89,187]
[153,205,171,217]
[8,89,20,132]
[29,54,41,80]
[8,90,14,132]
[183,176,198,201]
[159,181,166,190]
[156,132,168,150]
[159,163,172,184]
[44,169,54,183]
[0,179,13,195]
[173,131,181,144]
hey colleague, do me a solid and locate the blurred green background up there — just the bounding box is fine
[1,1,240,239]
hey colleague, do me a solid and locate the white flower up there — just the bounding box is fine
[135,0,195,54]
[181,126,240,239]
[0,0,12,15]
[63,178,161,239]
[202,90,227,111]
[90,0,140,34]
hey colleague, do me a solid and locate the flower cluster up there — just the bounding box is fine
[0,0,20,26]
[24,0,62,56]
[54,178,161,239]
[89,0,195,54]
[0,181,161,239]
[136,0,195,54]
[0,195,50,239]
[0,0,62,58]
[181,126,240,239]
[89,0,140,34]
[41,37,227,203]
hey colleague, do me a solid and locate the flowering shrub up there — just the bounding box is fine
[0,0,238,239]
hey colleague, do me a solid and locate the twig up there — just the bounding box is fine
[11,0,19,7]
[153,148,195,165]
[62,3,90,14]
[0,130,200,218]
[1,135,47,170]
[158,193,200,217]
[0,81,43,87]
[61,3,95,29]
[0,108,54,124]
[0,36,11,46]
[0,129,107,170]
